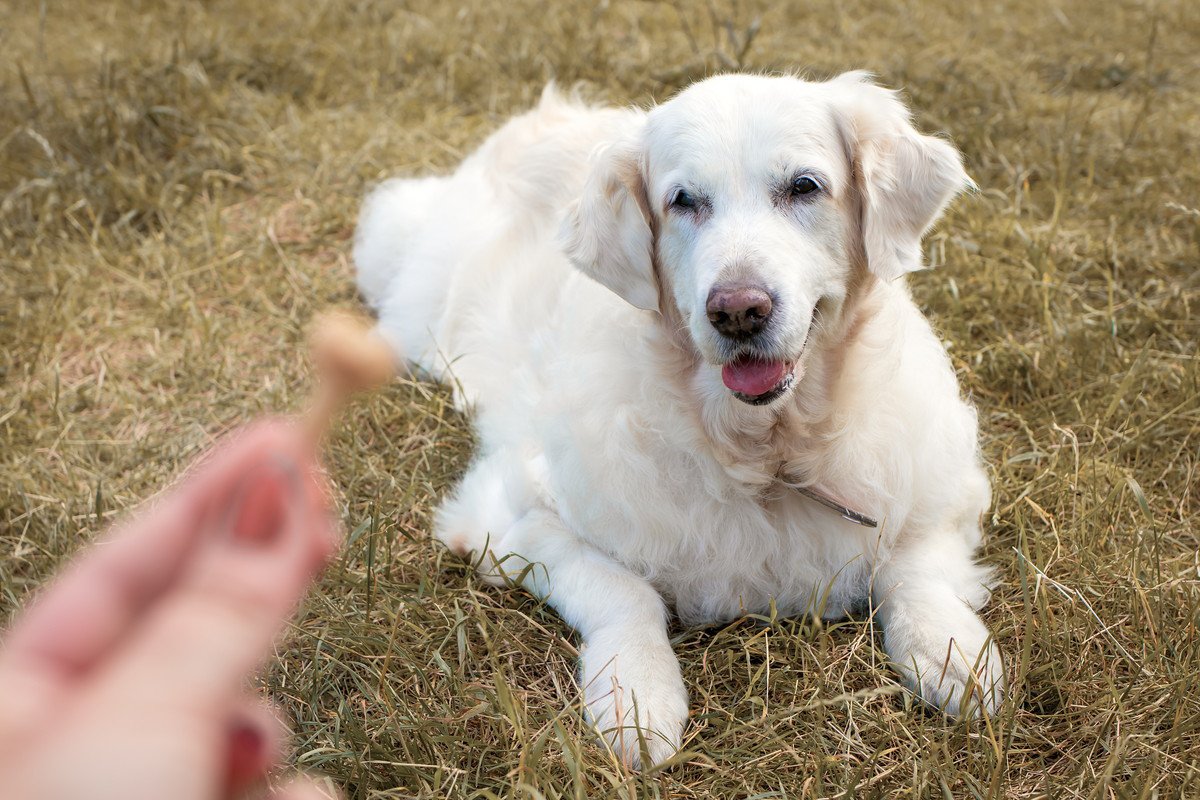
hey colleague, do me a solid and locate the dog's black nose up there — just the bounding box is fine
[706,284,773,338]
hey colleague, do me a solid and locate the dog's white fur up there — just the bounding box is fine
[355,73,1004,767]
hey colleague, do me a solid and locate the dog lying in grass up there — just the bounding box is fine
[354,72,1004,767]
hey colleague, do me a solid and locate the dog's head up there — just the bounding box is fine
[562,72,970,405]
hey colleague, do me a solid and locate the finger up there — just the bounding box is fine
[265,775,344,800]
[0,421,328,731]
[1,421,321,671]
[86,452,337,712]
[224,699,288,799]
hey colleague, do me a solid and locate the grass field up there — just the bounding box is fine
[2,0,1199,797]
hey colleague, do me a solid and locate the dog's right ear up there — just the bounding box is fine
[559,133,659,312]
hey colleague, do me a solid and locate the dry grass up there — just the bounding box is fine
[2,0,1199,797]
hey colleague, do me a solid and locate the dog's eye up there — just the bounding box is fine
[671,189,698,210]
[790,175,821,198]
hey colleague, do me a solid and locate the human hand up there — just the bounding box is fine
[0,420,341,800]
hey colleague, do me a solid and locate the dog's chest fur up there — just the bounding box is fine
[538,321,883,626]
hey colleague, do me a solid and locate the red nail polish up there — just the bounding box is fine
[227,456,300,544]
[224,720,266,791]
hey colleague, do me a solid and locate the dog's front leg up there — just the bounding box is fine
[872,537,1005,718]
[493,507,688,768]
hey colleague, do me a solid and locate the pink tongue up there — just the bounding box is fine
[721,357,788,396]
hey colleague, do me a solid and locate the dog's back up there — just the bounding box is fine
[353,89,640,399]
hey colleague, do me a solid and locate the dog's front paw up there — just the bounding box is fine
[580,627,689,769]
[884,602,1005,718]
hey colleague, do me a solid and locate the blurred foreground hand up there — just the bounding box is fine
[0,420,341,800]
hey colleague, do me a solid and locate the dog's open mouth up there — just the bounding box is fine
[721,355,796,405]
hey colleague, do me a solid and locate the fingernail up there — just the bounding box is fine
[224,454,303,546]
[224,719,266,790]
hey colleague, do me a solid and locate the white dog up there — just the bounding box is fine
[354,72,1004,767]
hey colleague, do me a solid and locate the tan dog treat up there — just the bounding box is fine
[304,311,398,444]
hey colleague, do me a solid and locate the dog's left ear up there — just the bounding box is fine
[833,72,973,282]
[559,130,659,312]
